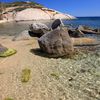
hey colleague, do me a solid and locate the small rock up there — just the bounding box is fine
[68,77,73,81]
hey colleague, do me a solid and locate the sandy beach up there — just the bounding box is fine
[0,35,100,100]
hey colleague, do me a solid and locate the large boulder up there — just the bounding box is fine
[29,22,50,38]
[38,29,74,57]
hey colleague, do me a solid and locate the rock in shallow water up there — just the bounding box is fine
[12,30,32,41]
[68,29,84,37]
[38,29,74,57]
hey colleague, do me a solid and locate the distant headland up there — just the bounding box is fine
[0,1,75,23]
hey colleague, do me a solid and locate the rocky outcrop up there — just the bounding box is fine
[78,25,100,34]
[15,8,75,21]
[0,1,75,23]
[38,29,74,57]
[15,8,51,21]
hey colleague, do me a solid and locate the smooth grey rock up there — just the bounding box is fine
[29,22,50,37]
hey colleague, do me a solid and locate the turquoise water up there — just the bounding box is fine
[64,17,100,28]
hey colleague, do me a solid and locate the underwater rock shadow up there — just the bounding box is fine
[30,48,76,59]
[30,48,54,58]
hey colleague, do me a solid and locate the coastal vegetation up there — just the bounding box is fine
[0,1,44,10]
[0,1,44,20]
[0,1,44,13]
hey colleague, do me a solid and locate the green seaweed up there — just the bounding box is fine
[5,97,13,100]
[21,68,31,83]
[95,71,100,77]
[51,73,59,80]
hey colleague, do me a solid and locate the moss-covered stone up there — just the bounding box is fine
[51,73,59,80]
[0,48,17,57]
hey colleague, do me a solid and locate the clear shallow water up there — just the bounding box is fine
[64,17,100,28]
[0,20,52,36]
[0,21,32,36]
[0,17,100,41]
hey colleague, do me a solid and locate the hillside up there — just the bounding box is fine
[0,1,75,22]
[0,1,44,13]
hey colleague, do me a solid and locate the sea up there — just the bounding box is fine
[64,17,100,29]
[0,17,100,36]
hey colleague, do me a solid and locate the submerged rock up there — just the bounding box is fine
[93,28,100,34]
[68,29,84,37]
[38,29,74,57]
[78,25,100,34]
[12,30,32,41]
